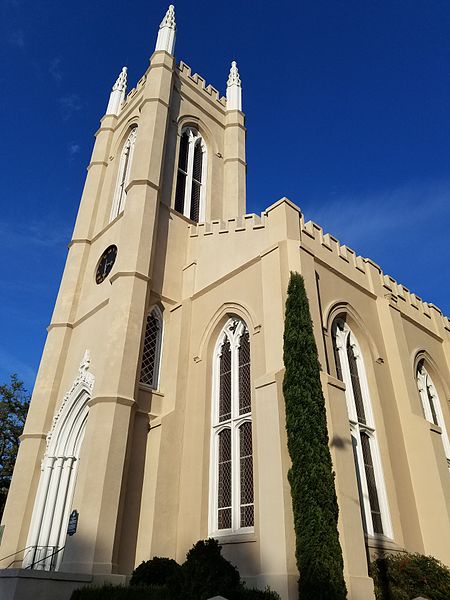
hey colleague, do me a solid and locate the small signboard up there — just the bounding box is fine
[67,510,79,536]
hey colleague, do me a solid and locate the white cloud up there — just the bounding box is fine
[68,142,81,156]
[59,94,83,120]
[49,57,63,82]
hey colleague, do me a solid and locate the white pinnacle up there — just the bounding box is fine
[112,67,127,92]
[226,61,242,111]
[106,67,127,116]
[155,5,176,55]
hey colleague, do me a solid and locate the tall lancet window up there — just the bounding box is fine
[210,318,254,534]
[139,306,163,390]
[110,127,138,221]
[174,127,206,222]
[416,360,450,469]
[332,318,391,537]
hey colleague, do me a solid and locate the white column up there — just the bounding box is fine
[36,456,64,568]
[23,456,55,568]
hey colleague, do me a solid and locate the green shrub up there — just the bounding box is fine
[371,552,450,600]
[168,538,242,600]
[130,556,180,587]
[70,584,170,600]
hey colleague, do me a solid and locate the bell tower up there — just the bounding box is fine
[0,3,247,580]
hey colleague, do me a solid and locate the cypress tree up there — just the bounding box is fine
[283,272,347,599]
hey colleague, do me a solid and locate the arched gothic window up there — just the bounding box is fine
[110,127,138,221]
[416,360,450,469]
[174,127,206,222]
[210,318,254,534]
[139,306,163,389]
[332,318,391,537]
[23,351,94,571]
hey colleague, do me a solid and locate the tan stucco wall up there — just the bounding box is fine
[1,46,449,600]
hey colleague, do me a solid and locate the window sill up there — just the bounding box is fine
[365,534,402,553]
[212,531,256,545]
[429,422,442,435]
[138,383,164,396]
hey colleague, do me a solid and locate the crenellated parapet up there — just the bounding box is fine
[187,198,450,337]
[299,214,450,334]
[177,61,227,108]
[189,212,266,237]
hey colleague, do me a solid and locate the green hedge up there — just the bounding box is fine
[70,538,280,600]
[371,552,450,600]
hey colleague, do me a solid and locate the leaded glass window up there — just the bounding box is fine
[174,127,206,222]
[332,318,391,537]
[211,317,254,534]
[139,307,163,389]
[416,361,450,469]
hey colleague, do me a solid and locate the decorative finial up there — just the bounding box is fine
[226,60,242,111]
[106,66,128,116]
[79,350,91,373]
[112,67,127,92]
[155,5,176,55]
[227,61,241,88]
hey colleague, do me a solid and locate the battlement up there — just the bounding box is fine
[177,61,227,108]
[121,75,147,111]
[189,213,266,237]
[299,215,449,328]
[189,201,449,332]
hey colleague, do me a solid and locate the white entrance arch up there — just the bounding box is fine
[23,351,94,570]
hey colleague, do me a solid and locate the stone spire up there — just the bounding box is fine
[106,67,127,116]
[155,5,176,55]
[226,61,242,111]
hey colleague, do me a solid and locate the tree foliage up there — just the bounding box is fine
[283,272,347,599]
[0,374,30,518]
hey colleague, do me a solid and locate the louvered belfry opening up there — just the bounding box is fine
[140,309,162,389]
[175,131,189,214]
[213,319,254,532]
[174,128,205,222]
[190,141,203,221]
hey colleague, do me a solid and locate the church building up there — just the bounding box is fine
[1,6,449,600]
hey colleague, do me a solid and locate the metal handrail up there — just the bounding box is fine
[0,546,34,568]
[25,545,65,570]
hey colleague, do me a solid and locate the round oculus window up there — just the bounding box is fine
[95,245,117,284]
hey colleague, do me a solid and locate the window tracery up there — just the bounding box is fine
[139,306,163,389]
[416,360,450,469]
[210,317,254,534]
[333,318,391,537]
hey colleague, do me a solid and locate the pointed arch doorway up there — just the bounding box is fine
[23,351,94,571]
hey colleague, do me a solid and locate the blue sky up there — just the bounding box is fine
[1,0,449,391]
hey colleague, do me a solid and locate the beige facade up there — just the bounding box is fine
[1,7,449,600]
